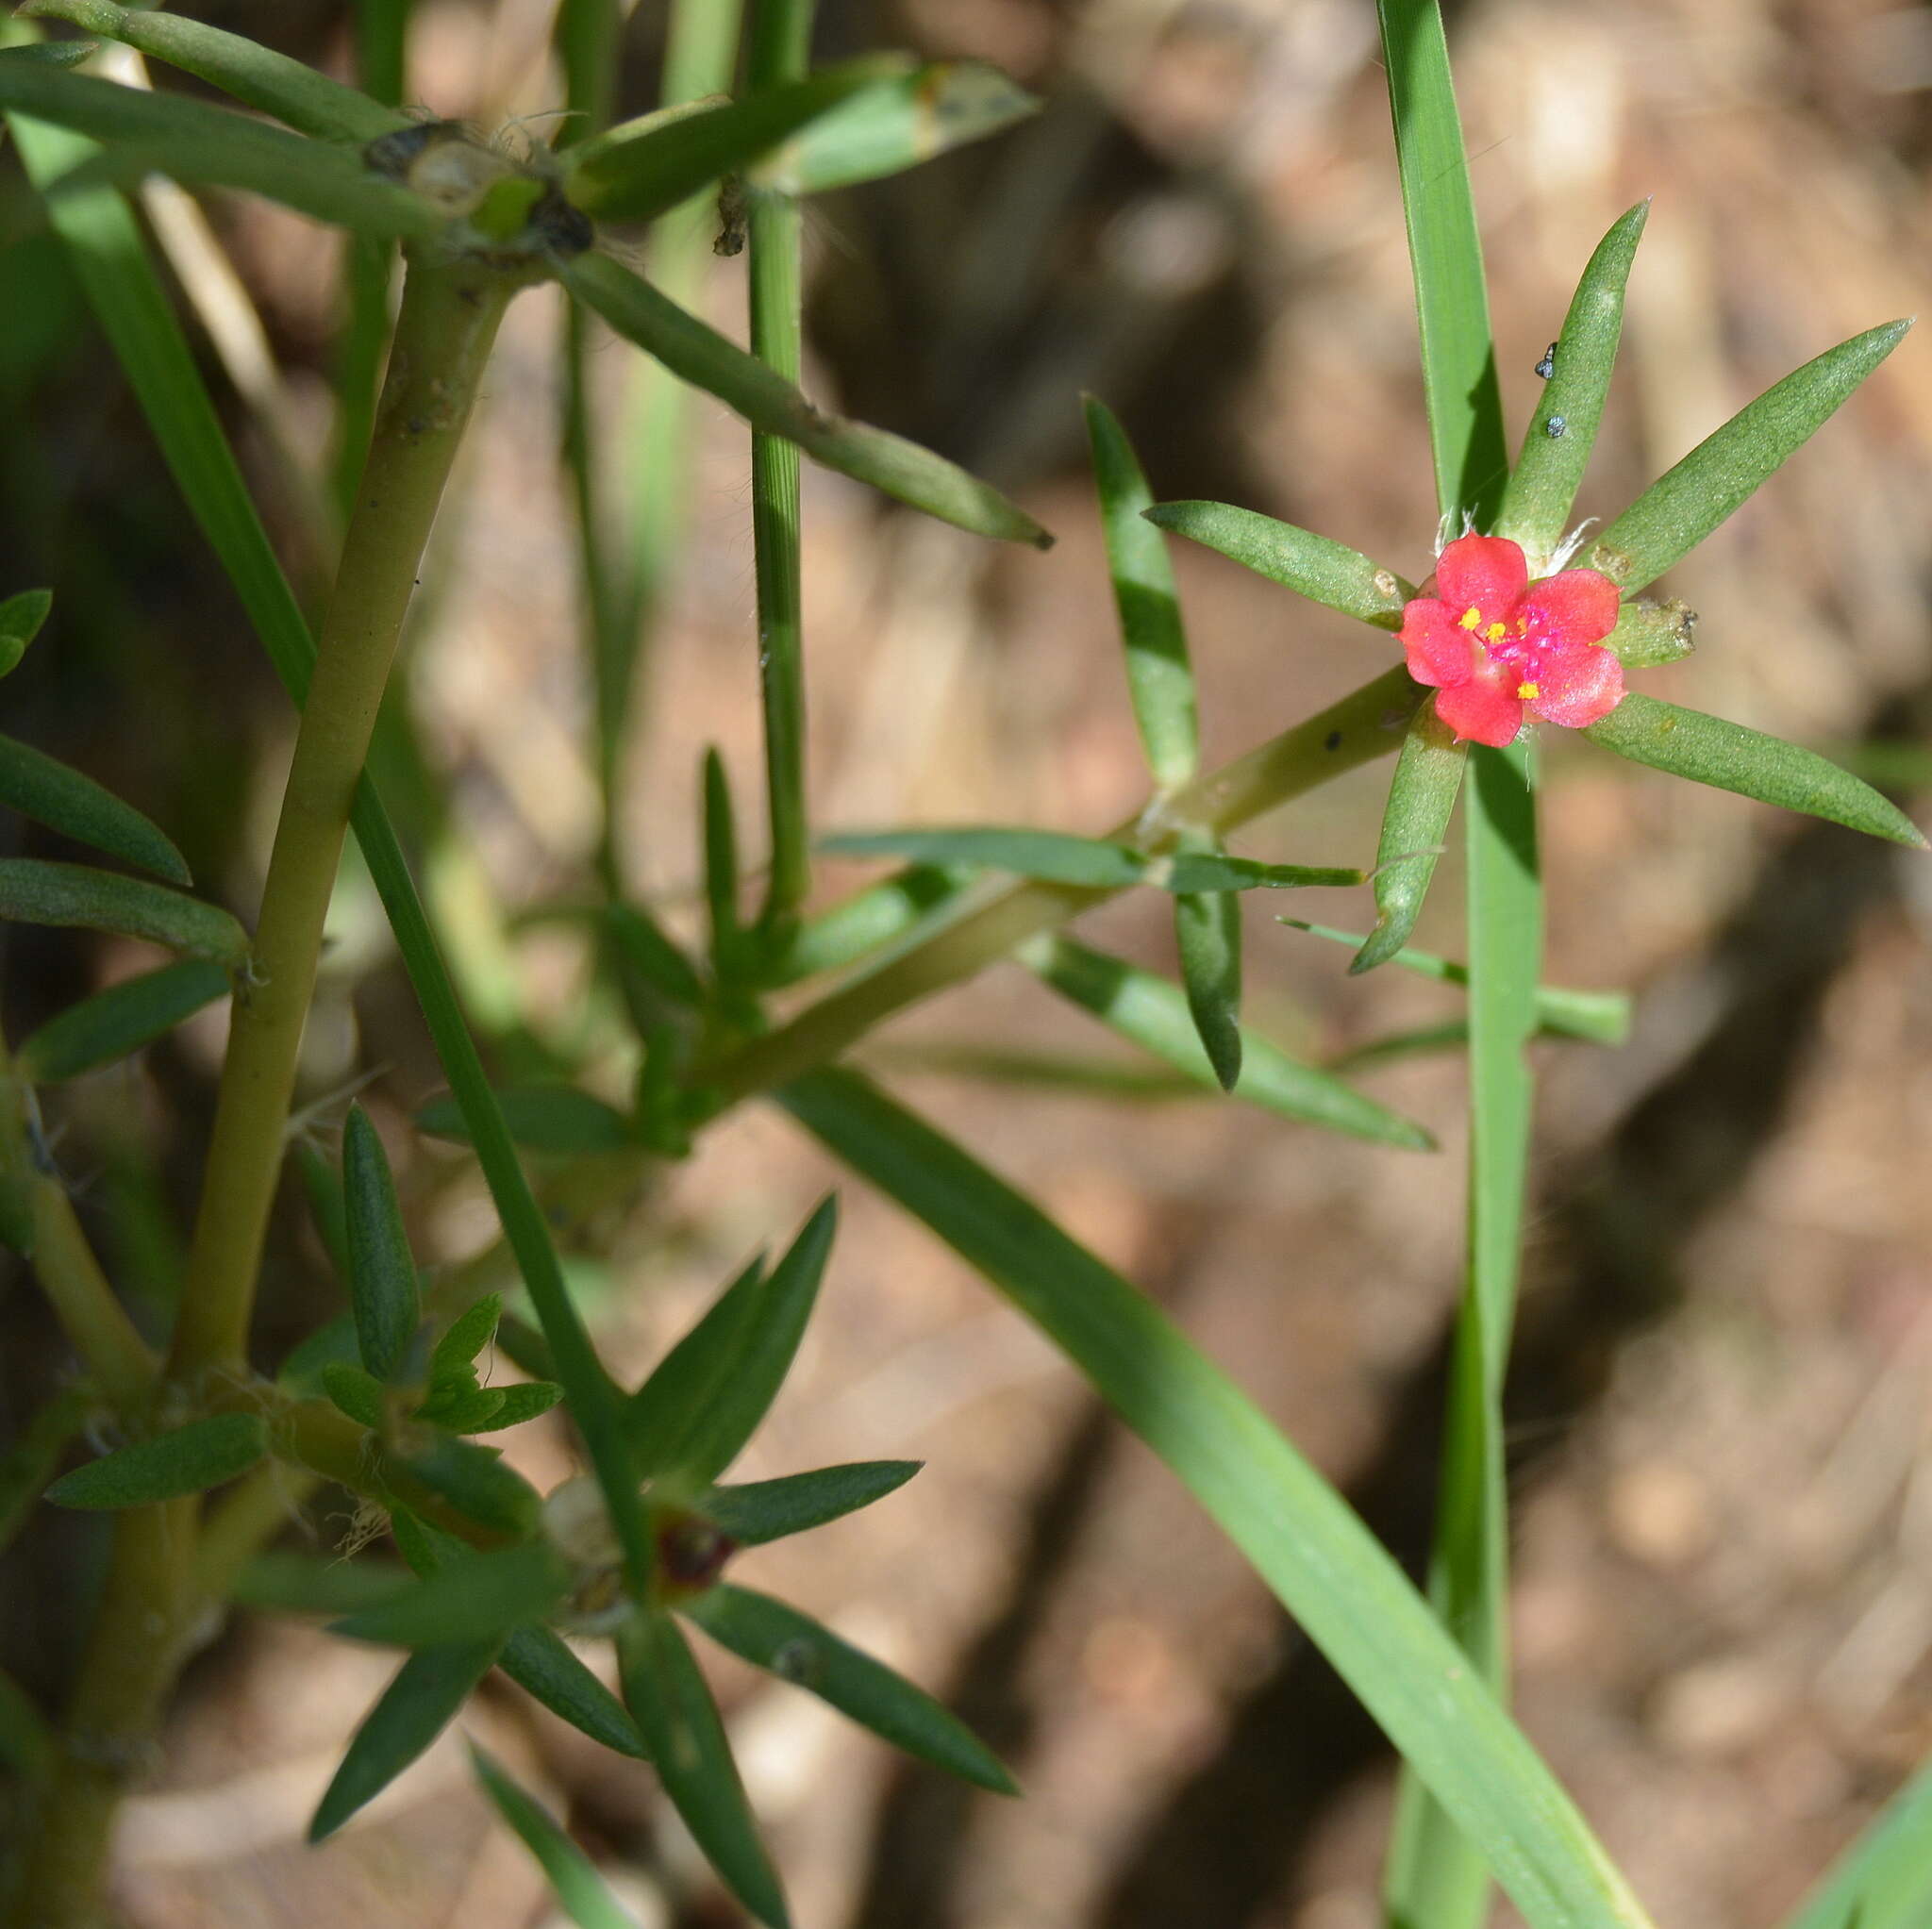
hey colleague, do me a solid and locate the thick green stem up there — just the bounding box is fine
[10,1500,197,1927]
[701,664,1420,1102]
[171,253,515,1379]
[748,0,815,929]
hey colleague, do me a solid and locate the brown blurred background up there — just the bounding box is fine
[4,0,1932,1924]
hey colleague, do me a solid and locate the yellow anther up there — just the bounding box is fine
[1517,680,1540,701]
[1515,617,1528,635]
[1484,622,1508,643]
[1458,607,1482,629]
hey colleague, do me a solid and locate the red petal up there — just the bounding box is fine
[1400,599,1475,688]
[1528,644,1624,728]
[1521,568,1619,646]
[1434,535,1528,624]
[1436,673,1525,747]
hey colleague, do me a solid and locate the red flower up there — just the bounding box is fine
[1399,534,1624,748]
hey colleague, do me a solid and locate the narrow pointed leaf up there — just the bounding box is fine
[0,857,245,963]
[0,1386,88,1554]
[625,1255,766,1470]
[18,0,405,141]
[392,1437,541,1538]
[229,1552,414,1617]
[0,40,96,70]
[1144,501,1412,626]
[332,1540,572,1647]
[698,1460,920,1545]
[45,1411,266,1509]
[1158,853,1360,891]
[608,900,704,1008]
[567,57,906,223]
[414,1084,635,1154]
[415,1386,508,1432]
[687,1583,1014,1793]
[618,1611,790,1929]
[0,589,52,676]
[433,1294,503,1380]
[1605,597,1696,668]
[15,958,226,1083]
[563,253,1051,548]
[308,1639,500,1840]
[1583,694,1926,846]
[1352,699,1466,973]
[672,1198,836,1485]
[1173,829,1241,1092]
[1022,936,1433,1149]
[1284,920,1628,1043]
[782,1067,1660,1929]
[500,1625,650,1759]
[0,60,441,240]
[752,58,1033,194]
[464,1382,564,1431]
[1588,319,1912,593]
[321,1360,388,1430]
[468,1742,643,1929]
[342,1104,421,1382]
[1495,200,1649,557]
[1085,397,1197,789]
[0,733,188,884]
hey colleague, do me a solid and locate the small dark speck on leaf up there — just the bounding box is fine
[1535,342,1557,380]
[1545,415,1568,439]
[1324,730,1342,751]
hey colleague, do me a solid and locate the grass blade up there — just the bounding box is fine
[562,253,1051,548]
[469,1742,643,1929]
[309,1639,500,1840]
[686,1583,1015,1793]
[1781,1753,1932,1929]
[618,1610,790,1929]
[0,731,190,882]
[1494,201,1649,560]
[1021,935,1435,1149]
[1352,700,1465,973]
[1588,320,1911,594]
[1085,397,1198,789]
[780,1068,1658,1929]
[1376,0,1507,524]
[1144,500,1411,627]
[1582,695,1925,846]
[15,958,227,1083]
[1385,738,1541,1929]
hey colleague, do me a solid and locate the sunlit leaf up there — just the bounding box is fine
[1583,694,1926,846]
[1589,320,1911,594]
[1144,500,1412,627]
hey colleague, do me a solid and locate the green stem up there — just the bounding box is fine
[10,1500,198,1927]
[749,0,816,931]
[170,253,517,1380]
[700,664,1420,1102]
